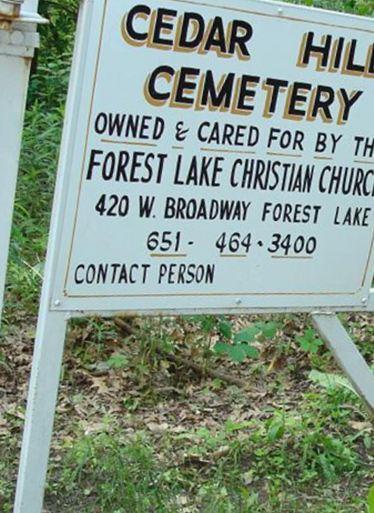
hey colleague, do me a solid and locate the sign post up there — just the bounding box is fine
[312,313,374,411]
[0,0,42,323]
[14,0,374,511]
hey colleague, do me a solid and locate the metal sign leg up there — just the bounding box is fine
[14,310,67,513]
[312,312,374,415]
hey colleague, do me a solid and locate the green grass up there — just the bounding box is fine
[1,323,373,512]
[47,391,370,513]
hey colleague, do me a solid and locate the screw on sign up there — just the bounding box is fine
[12,1,374,513]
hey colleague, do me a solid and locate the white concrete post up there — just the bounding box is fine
[0,0,41,323]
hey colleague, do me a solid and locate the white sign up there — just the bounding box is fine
[49,0,374,313]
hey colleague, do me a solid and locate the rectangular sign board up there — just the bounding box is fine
[49,0,374,313]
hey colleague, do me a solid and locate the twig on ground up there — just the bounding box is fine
[162,351,246,388]
[114,317,245,387]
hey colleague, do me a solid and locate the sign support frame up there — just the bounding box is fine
[13,310,67,513]
[368,289,374,311]
[11,0,374,511]
[312,312,374,413]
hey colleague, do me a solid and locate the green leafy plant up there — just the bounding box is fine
[266,415,286,442]
[309,370,359,397]
[297,328,324,354]
[368,485,374,513]
[214,321,279,363]
[106,353,128,370]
